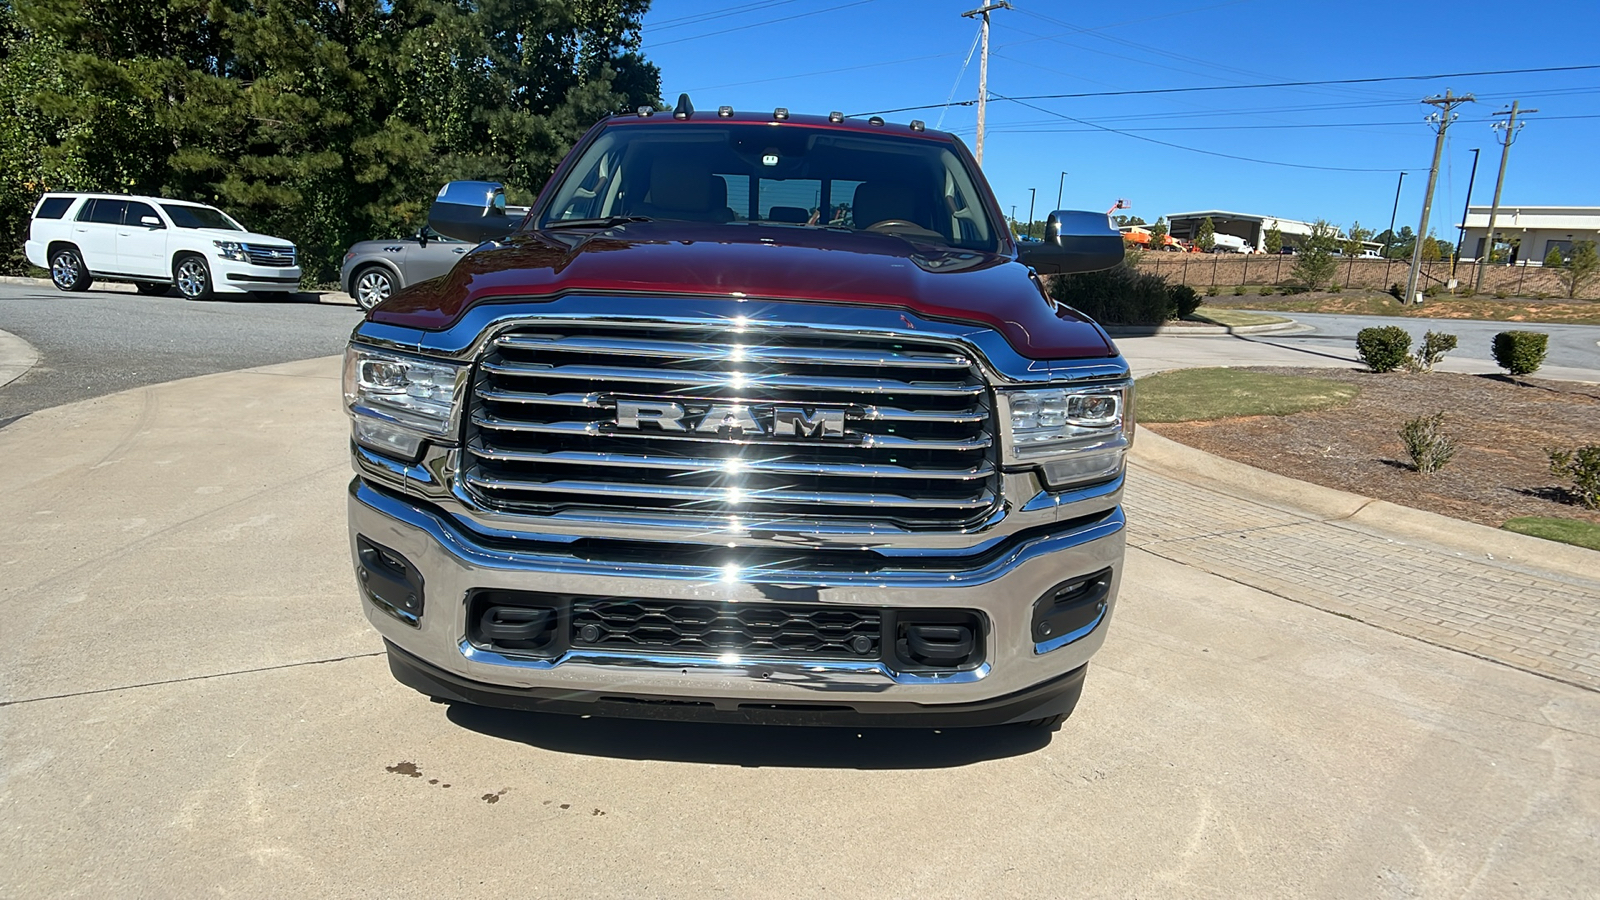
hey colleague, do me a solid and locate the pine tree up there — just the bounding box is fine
[1544,245,1567,268]
[1196,216,1215,252]
[1291,220,1339,290]
[1263,221,1283,254]
[1147,217,1168,250]
[1561,241,1598,299]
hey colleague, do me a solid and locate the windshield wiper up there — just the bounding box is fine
[541,216,653,230]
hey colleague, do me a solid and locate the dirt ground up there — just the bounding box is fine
[1145,366,1600,528]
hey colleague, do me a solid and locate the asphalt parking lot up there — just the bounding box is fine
[2,338,1596,897]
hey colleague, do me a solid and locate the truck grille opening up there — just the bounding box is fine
[573,598,881,660]
[461,323,997,528]
[241,243,296,267]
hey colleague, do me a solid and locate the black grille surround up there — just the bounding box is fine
[460,322,999,529]
[573,598,881,659]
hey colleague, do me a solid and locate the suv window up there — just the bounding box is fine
[80,199,129,225]
[540,124,1000,252]
[34,197,74,220]
[123,201,163,227]
[162,204,241,230]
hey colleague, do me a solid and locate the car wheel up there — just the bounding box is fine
[134,282,173,297]
[50,247,92,292]
[174,255,213,301]
[353,266,396,310]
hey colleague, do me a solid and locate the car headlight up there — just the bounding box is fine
[998,383,1134,489]
[342,345,468,461]
[213,240,250,262]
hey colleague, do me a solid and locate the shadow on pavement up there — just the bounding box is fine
[444,704,1054,768]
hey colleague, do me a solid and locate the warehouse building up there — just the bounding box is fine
[1162,210,1380,254]
[1459,206,1600,263]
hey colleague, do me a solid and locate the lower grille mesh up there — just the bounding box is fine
[572,598,881,660]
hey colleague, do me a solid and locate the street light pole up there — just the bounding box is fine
[1056,171,1067,210]
[1027,188,1036,238]
[961,1,1012,167]
[1452,147,1481,279]
[1386,171,1407,258]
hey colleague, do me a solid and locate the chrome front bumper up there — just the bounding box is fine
[349,477,1124,712]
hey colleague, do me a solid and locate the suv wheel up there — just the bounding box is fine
[353,266,395,310]
[50,248,92,292]
[174,255,213,301]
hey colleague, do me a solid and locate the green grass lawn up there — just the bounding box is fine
[1501,517,1600,552]
[1185,309,1291,327]
[1203,290,1600,325]
[1136,368,1361,423]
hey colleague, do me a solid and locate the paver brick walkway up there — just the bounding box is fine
[1124,464,1600,691]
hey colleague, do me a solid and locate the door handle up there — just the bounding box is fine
[452,248,466,254]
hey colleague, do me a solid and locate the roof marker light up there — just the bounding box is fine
[718,105,734,117]
[868,116,885,126]
[773,107,790,120]
[828,111,844,123]
[910,119,925,132]
[636,106,654,117]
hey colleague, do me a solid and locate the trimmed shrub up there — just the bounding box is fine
[1232,284,1246,296]
[1400,412,1457,475]
[1356,326,1412,373]
[1205,284,1220,297]
[1328,282,1343,293]
[1049,266,1200,326]
[1494,288,1511,299]
[1405,331,1458,373]
[1387,282,1404,300]
[1492,331,1548,376]
[1259,284,1276,296]
[1548,445,1600,509]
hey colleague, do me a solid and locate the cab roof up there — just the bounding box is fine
[603,108,956,143]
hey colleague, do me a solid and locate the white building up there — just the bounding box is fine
[1163,210,1381,254]
[1459,205,1600,264]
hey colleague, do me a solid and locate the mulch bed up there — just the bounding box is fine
[1144,366,1600,529]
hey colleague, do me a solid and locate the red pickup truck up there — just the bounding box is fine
[342,98,1133,729]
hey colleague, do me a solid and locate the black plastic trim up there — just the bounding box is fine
[385,640,1085,728]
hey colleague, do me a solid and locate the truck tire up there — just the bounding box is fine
[173,254,214,301]
[50,247,92,292]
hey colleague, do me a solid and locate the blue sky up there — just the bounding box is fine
[638,1,1600,239]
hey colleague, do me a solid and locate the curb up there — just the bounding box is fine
[1104,321,1309,337]
[0,328,40,390]
[0,275,355,307]
[1129,427,1600,583]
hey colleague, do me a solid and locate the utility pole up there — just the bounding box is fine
[1027,187,1036,238]
[1385,171,1406,258]
[961,1,1012,167]
[1404,90,1474,305]
[1056,171,1067,210]
[1452,147,1481,280]
[1475,101,1537,292]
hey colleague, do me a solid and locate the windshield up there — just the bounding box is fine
[161,204,242,230]
[539,123,1000,252]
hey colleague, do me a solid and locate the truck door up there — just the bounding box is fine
[116,200,170,278]
[71,198,125,274]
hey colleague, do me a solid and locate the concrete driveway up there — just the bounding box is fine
[3,357,1596,898]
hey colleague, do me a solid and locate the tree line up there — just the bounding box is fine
[0,0,660,283]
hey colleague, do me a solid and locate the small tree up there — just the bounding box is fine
[1343,221,1373,257]
[1196,216,1216,252]
[1291,220,1339,290]
[1559,241,1598,299]
[1147,217,1168,251]
[1543,245,1566,268]
[1421,233,1441,262]
[1264,221,1283,254]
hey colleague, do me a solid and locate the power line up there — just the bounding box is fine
[646,0,812,32]
[976,113,1600,134]
[990,93,1413,172]
[648,0,881,49]
[849,64,1600,116]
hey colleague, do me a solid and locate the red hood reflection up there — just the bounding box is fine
[374,222,1115,360]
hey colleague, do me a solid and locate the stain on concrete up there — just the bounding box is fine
[385,761,422,778]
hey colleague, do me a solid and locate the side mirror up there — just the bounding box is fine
[428,181,517,244]
[139,215,164,229]
[416,228,429,248]
[1017,211,1125,275]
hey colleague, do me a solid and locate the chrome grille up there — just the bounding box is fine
[242,243,296,267]
[462,323,997,528]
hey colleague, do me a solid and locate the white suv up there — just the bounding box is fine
[24,193,302,300]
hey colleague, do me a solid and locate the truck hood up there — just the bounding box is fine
[192,228,294,247]
[372,222,1115,360]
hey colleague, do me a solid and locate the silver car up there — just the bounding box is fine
[340,227,471,310]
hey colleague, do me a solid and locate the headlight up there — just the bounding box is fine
[213,240,249,262]
[342,345,467,460]
[999,383,1133,489]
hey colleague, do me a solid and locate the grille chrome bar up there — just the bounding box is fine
[467,440,995,480]
[480,359,985,397]
[465,472,996,509]
[462,323,998,528]
[494,333,973,368]
[240,243,296,267]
